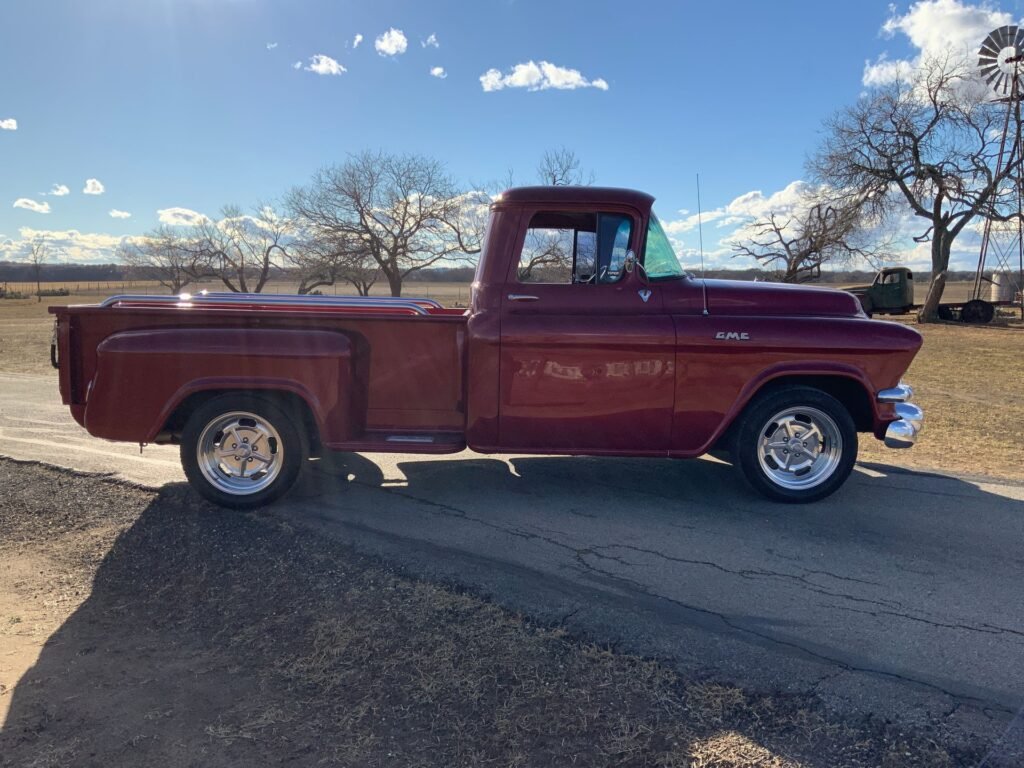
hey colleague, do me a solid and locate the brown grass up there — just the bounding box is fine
[2,282,1021,481]
[0,460,987,766]
[859,317,1024,481]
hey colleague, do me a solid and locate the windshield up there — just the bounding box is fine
[643,214,687,280]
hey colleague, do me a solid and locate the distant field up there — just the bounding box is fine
[2,279,1021,480]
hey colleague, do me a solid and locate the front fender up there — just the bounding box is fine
[83,328,354,443]
[668,315,920,455]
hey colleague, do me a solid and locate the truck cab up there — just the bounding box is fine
[847,267,914,315]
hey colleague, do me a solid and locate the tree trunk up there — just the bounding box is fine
[385,269,402,297]
[917,235,951,323]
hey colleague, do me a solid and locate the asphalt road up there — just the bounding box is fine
[2,371,1023,756]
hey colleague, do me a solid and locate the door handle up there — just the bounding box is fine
[507,294,540,302]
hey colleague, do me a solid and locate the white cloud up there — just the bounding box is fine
[49,184,70,197]
[430,66,447,79]
[109,209,131,219]
[422,33,439,49]
[0,118,16,131]
[375,28,408,56]
[157,207,208,226]
[293,60,302,70]
[266,42,278,50]
[480,61,609,92]
[13,198,50,214]
[0,227,140,264]
[863,0,1013,86]
[304,54,346,76]
[83,178,105,195]
[353,33,363,49]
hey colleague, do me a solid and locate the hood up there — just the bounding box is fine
[703,279,864,317]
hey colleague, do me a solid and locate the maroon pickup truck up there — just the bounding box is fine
[50,186,923,507]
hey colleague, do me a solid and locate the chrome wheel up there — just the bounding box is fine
[756,406,843,491]
[196,411,283,496]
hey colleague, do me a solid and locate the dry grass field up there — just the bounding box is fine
[1,281,1021,480]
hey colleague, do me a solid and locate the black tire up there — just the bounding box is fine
[181,394,308,509]
[730,386,857,503]
[960,299,995,324]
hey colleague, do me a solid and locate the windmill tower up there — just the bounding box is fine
[974,25,1024,318]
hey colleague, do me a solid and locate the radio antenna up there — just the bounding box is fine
[696,173,710,315]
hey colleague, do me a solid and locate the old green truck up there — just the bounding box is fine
[846,267,999,323]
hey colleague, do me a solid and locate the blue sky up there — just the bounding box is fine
[1,0,1020,269]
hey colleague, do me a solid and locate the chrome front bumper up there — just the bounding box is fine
[879,383,924,448]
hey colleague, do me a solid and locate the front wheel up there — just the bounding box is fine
[181,394,307,509]
[730,387,857,503]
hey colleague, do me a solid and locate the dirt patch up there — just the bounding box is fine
[0,459,1009,767]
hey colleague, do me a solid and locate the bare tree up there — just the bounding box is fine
[730,193,886,283]
[288,151,481,297]
[286,232,380,295]
[28,238,47,301]
[118,227,208,294]
[537,147,594,186]
[516,229,574,281]
[188,205,290,293]
[811,56,1021,321]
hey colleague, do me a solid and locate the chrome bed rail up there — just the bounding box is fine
[99,292,434,315]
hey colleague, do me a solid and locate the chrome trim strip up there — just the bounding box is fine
[385,435,436,444]
[200,291,444,308]
[100,293,431,315]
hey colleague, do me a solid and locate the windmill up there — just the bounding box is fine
[973,25,1024,318]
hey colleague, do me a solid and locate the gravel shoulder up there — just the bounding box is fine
[1,459,1016,768]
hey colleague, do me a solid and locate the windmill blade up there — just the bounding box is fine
[1012,26,1024,49]
[980,37,1002,58]
[995,25,1013,48]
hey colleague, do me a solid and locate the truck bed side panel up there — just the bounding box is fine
[53,307,466,442]
[86,328,354,443]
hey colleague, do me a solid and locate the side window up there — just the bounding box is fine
[516,211,632,284]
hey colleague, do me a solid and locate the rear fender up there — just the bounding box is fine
[83,328,355,443]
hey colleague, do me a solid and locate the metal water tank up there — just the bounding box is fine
[990,271,1017,302]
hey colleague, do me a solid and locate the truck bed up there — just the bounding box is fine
[50,292,469,452]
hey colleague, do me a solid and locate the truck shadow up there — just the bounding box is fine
[294,450,1024,546]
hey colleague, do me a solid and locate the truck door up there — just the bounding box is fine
[498,208,676,453]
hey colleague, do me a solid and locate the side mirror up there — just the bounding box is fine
[624,250,636,273]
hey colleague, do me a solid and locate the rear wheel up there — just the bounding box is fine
[181,394,307,509]
[730,386,857,503]
[960,299,995,324]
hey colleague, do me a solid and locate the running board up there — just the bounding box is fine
[325,431,466,454]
